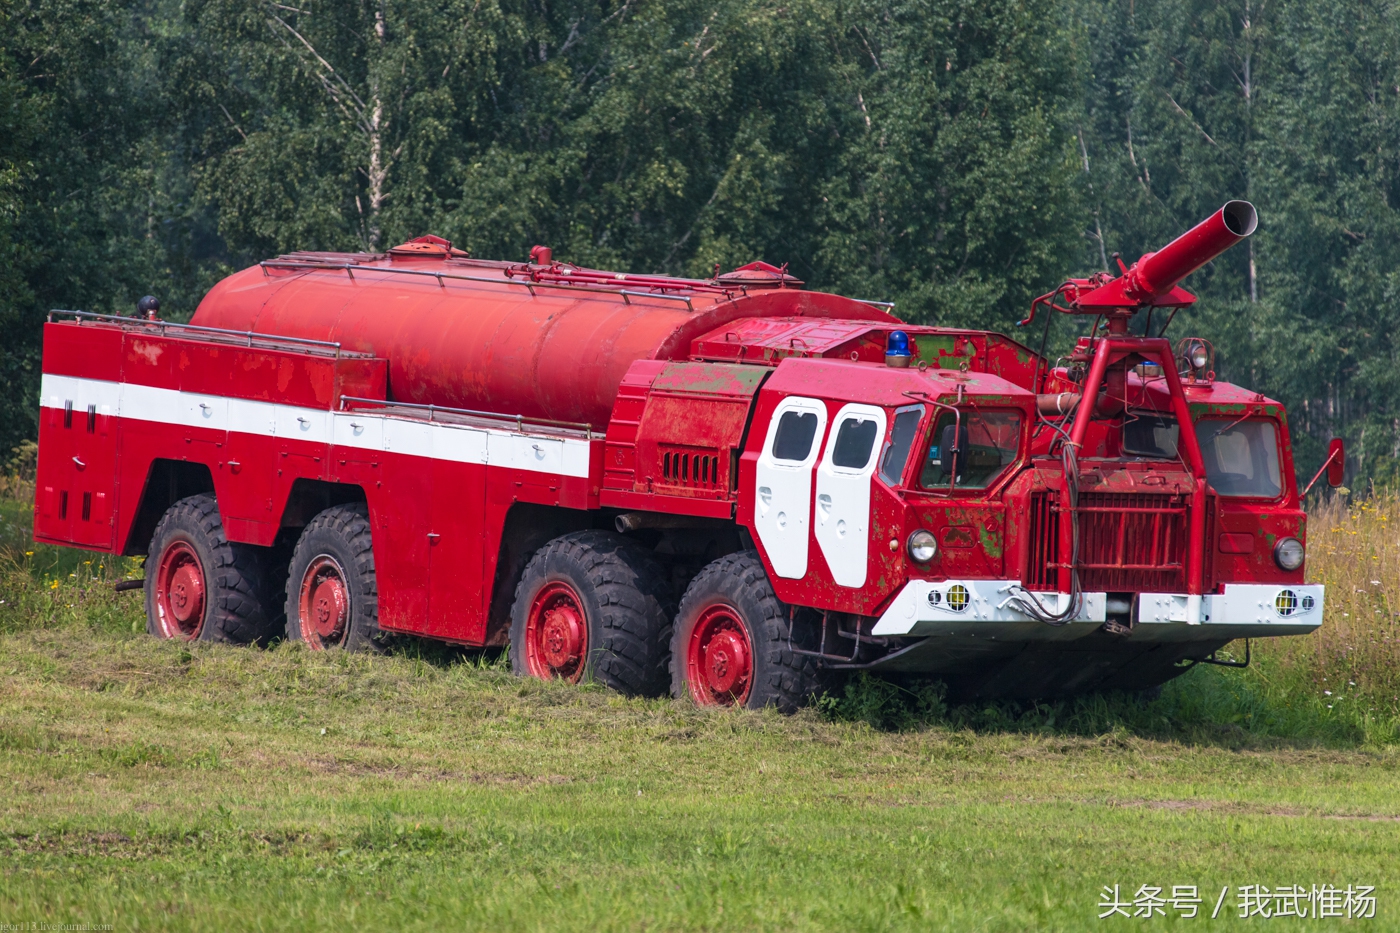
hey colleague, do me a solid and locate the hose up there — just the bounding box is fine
[1002,428,1084,626]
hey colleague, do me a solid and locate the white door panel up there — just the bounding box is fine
[815,404,886,587]
[489,432,564,474]
[275,405,327,444]
[754,397,827,579]
[383,417,434,457]
[181,393,227,431]
[332,411,383,451]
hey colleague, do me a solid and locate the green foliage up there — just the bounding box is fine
[1075,0,1400,484]
[3,0,1400,486]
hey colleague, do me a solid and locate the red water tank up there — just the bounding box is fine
[191,246,896,428]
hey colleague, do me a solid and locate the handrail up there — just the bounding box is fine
[619,289,693,311]
[262,260,540,296]
[339,395,594,439]
[263,259,717,310]
[851,298,896,310]
[47,310,373,359]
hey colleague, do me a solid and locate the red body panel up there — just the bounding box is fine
[36,317,602,645]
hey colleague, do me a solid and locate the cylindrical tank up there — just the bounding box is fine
[191,254,896,428]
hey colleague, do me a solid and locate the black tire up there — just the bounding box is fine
[283,503,383,652]
[144,494,277,645]
[670,551,821,713]
[508,530,674,696]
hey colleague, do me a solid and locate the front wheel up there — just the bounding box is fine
[670,551,821,712]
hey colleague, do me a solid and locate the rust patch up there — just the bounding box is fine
[978,523,1003,560]
[940,526,976,548]
[654,361,768,396]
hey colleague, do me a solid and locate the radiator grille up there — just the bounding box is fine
[1026,491,1060,591]
[1025,490,1188,593]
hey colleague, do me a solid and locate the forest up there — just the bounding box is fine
[1,0,1396,487]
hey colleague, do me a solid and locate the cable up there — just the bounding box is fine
[1002,440,1084,626]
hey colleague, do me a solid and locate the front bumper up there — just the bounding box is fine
[872,579,1324,643]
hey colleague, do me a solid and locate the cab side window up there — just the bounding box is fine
[830,416,880,469]
[771,411,819,462]
[879,405,924,485]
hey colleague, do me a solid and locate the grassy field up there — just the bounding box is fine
[3,481,1400,931]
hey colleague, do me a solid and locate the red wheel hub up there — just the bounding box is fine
[153,540,206,640]
[525,582,588,682]
[686,603,753,706]
[299,555,350,649]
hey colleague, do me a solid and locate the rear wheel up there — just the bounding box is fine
[670,551,821,712]
[508,531,673,696]
[284,504,383,652]
[144,494,276,644]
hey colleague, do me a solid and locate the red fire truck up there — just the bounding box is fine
[33,201,1341,708]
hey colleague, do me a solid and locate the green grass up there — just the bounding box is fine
[3,495,1400,931]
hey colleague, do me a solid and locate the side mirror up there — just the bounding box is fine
[939,423,969,475]
[1327,437,1345,487]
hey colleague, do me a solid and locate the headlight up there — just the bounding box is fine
[907,530,937,563]
[1190,344,1209,369]
[1274,536,1305,571]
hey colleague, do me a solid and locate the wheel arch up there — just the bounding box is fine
[123,459,215,556]
[277,479,368,533]
[484,503,594,647]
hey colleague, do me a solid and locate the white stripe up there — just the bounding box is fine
[39,374,592,478]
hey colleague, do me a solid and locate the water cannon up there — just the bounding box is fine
[1019,201,1257,333]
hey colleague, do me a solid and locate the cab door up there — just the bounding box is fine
[814,404,887,588]
[754,397,827,579]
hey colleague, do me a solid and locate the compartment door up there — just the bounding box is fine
[814,404,886,588]
[754,397,827,579]
[427,423,489,642]
[35,377,119,550]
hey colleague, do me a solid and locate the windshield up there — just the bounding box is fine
[1123,412,1180,459]
[918,410,1022,490]
[1195,418,1282,497]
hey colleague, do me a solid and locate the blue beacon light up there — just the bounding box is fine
[885,330,912,368]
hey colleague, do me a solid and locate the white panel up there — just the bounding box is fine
[39,373,78,410]
[754,396,827,580]
[42,375,591,479]
[275,405,328,444]
[489,432,564,473]
[226,398,278,437]
[383,417,434,458]
[182,392,227,431]
[117,382,182,424]
[1207,583,1325,625]
[1137,592,1191,623]
[873,580,1107,636]
[39,374,122,422]
[331,411,383,452]
[433,423,489,464]
[814,404,886,588]
[559,438,593,478]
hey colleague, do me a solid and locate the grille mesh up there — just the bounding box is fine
[1025,490,1188,593]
